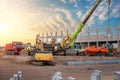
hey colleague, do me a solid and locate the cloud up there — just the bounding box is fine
[55,8,76,27]
[69,0,76,3]
[69,0,78,8]
[111,4,120,18]
[74,4,78,8]
[76,11,82,18]
[55,14,69,30]
[86,0,91,2]
[60,0,66,3]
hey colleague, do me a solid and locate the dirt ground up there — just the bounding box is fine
[0,52,120,80]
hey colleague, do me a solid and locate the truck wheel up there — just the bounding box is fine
[6,50,14,55]
[28,51,31,56]
[88,53,92,56]
[76,51,79,56]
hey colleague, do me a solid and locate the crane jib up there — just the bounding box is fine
[70,0,101,48]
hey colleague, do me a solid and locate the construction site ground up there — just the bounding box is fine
[0,51,120,80]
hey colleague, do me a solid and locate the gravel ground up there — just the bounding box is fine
[0,52,120,80]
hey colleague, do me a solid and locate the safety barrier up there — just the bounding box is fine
[64,60,120,66]
[52,71,75,80]
[9,70,120,80]
[52,70,120,80]
[114,71,120,80]
[9,71,22,80]
[91,70,102,80]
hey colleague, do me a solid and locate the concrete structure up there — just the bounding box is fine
[39,26,120,51]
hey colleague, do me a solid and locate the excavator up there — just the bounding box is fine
[53,0,111,56]
[29,34,55,66]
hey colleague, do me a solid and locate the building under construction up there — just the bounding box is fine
[38,26,120,51]
[38,0,120,52]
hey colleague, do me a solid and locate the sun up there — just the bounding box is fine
[0,24,8,34]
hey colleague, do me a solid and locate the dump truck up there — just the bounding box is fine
[5,41,24,55]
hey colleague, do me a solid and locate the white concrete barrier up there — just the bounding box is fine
[10,71,22,80]
[114,71,120,80]
[91,70,102,80]
[68,77,76,80]
[64,60,120,66]
[52,71,76,80]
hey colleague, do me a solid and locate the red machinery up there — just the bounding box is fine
[85,46,99,55]
[5,41,24,55]
[85,46,109,56]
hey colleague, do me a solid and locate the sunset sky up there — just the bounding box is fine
[0,0,120,46]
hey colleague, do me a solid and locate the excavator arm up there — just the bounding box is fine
[36,34,44,52]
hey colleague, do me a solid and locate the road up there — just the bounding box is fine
[0,59,120,80]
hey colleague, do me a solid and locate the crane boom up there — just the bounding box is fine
[70,0,101,48]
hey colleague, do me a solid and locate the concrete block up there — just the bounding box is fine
[18,71,22,80]
[52,71,63,80]
[65,60,120,66]
[68,77,76,80]
[13,74,18,80]
[114,71,120,80]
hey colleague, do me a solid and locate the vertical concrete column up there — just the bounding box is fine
[88,27,90,47]
[96,24,99,47]
[55,31,57,37]
[106,27,109,47]
[118,26,120,52]
[61,31,63,42]
[88,42,90,47]
[46,33,48,43]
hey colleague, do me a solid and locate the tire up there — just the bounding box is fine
[76,51,79,56]
[6,50,14,55]
[88,53,92,56]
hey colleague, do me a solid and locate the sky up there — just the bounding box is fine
[0,0,120,46]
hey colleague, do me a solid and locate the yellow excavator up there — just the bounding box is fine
[29,34,55,66]
[51,33,72,56]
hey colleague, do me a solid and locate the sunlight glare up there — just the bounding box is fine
[0,24,8,34]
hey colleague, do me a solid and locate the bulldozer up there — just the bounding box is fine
[29,34,55,66]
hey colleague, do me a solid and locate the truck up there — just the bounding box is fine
[5,41,24,55]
